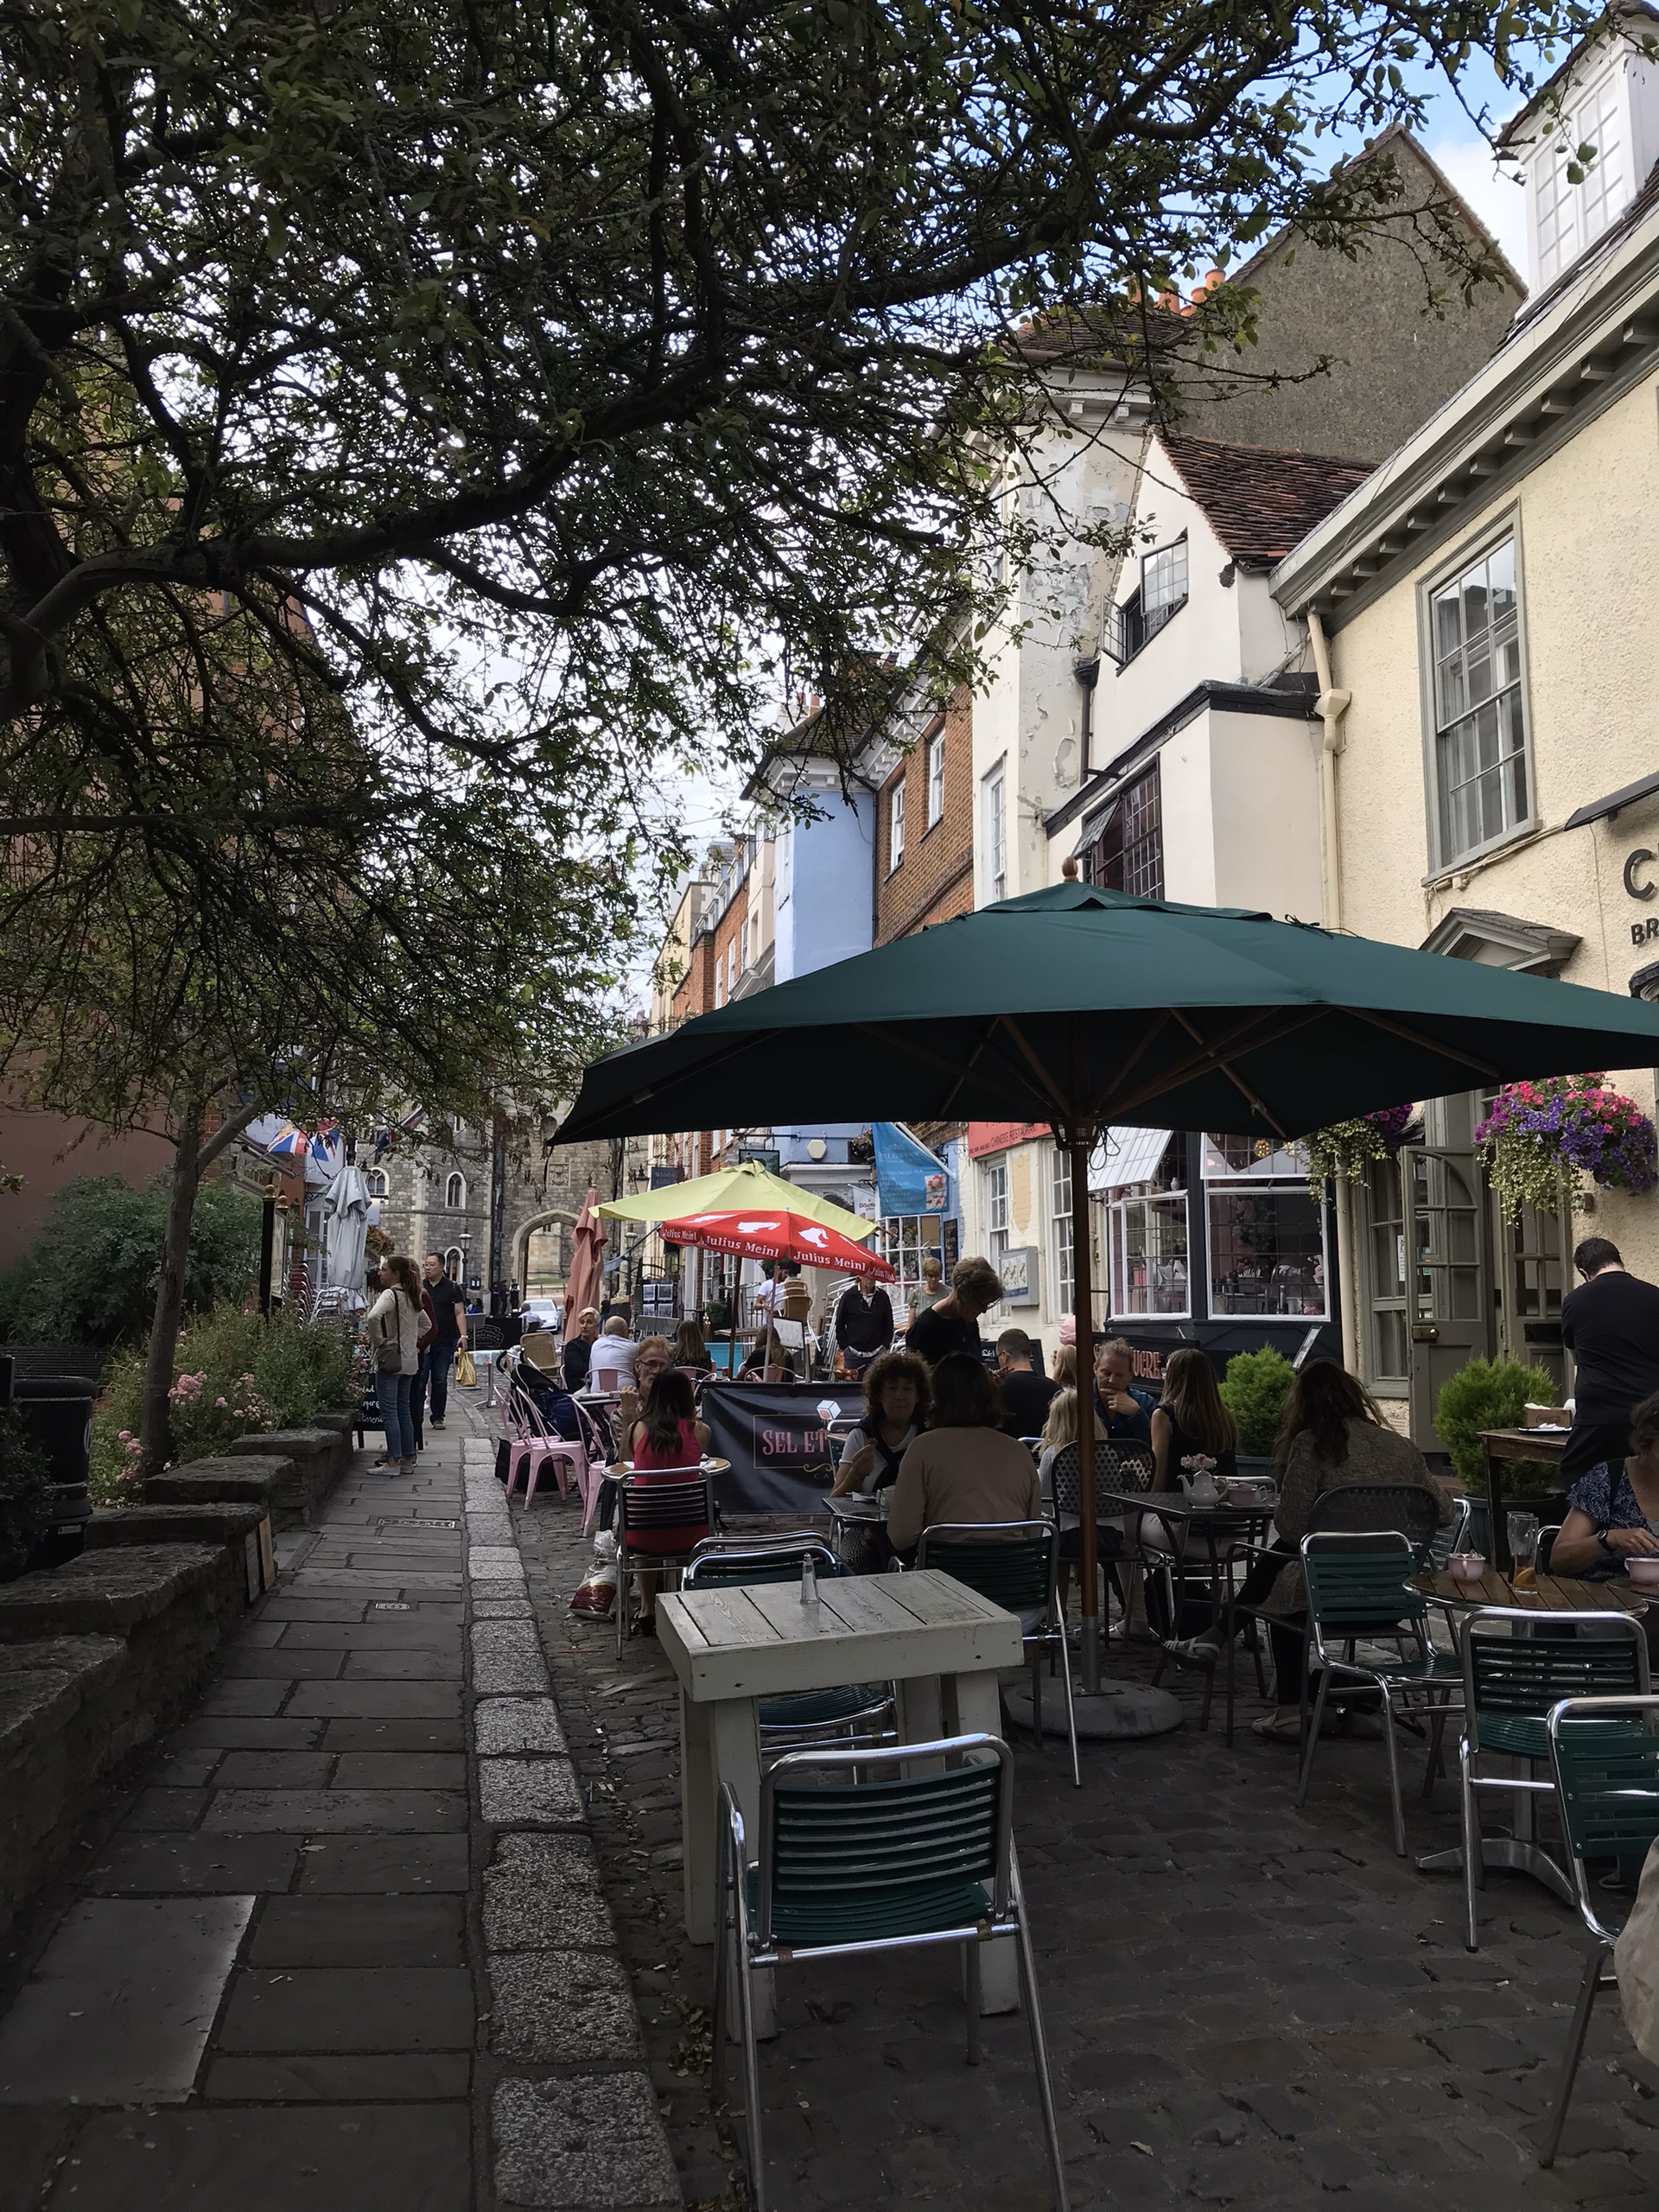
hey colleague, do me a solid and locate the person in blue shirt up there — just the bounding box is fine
[1093,1338,1156,1446]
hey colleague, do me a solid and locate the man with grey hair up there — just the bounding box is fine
[562,1306,601,1391]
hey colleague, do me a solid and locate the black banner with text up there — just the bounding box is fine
[699,1380,867,1515]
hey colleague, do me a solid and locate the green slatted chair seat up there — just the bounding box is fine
[922,1537,1051,1617]
[1554,1714,1659,1860]
[1476,1710,1551,1760]
[1364,1650,1462,1686]
[760,1684,887,1728]
[747,1866,991,1946]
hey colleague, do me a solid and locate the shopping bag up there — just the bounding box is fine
[454,1348,478,1389]
[1616,1836,1659,2063]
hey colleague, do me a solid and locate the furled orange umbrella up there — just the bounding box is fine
[563,1188,607,1331]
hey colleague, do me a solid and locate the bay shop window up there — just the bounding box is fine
[1096,1130,1331,1324]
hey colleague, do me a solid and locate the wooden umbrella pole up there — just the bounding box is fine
[1070,1132,1102,1694]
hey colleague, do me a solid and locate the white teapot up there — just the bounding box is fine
[1178,1455,1220,1507]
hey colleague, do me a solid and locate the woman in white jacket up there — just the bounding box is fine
[365,1255,425,1474]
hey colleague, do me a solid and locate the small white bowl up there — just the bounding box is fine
[1626,1557,1659,1590]
[1448,1552,1488,1582]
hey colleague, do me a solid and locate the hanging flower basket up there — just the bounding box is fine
[1300,1104,1414,1196]
[1475,1074,1658,1223]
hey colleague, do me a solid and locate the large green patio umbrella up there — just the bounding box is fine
[559,875,1659,1688]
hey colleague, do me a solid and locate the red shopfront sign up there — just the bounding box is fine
[965,1121,1047,1160]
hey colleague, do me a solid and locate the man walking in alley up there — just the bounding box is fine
[1560,1237,1659,1481]
[421,1251,469,1431]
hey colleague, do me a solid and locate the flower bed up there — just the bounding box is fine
[91,1306,356,1503]
[1475,1074,1658,1222]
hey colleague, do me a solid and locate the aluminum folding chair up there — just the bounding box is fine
[1457,1605,1648,1950]
[1294,1530,1464,1855]
[713,1736,1067,2212]
[918,1521,1079,1788]
[614,1467,717,1656]
[1539,1694,1659,2164]
[683,1540,894,1755]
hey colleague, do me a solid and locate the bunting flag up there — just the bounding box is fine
[264,1119,311,1159]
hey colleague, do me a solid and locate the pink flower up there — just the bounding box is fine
[216,1396,227,1408]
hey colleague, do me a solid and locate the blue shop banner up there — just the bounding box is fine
[873,1122,948,1217]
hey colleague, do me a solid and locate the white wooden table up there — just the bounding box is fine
[657,1569,1026,2028]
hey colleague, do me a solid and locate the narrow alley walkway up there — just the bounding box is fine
[0,1416,679,2212]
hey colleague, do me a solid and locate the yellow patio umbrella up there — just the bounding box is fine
[599,1160,875,1375]
[595,1160,876,1238]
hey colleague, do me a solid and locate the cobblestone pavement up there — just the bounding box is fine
[511,1463,1659,2212]
[0,1413,680,2212]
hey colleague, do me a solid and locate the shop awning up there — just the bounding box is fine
[1090,1125,1172,1192]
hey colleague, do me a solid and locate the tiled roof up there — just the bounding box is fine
[1160,436,1377,565]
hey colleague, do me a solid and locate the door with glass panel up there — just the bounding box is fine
[1402,1121,1492,1448]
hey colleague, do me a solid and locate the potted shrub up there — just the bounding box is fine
[1219,1346,1296,1478]
[1434,1357,1563,1544]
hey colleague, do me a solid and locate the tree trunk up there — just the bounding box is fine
[138,1109,203,1487]
[137,1098,264,1488]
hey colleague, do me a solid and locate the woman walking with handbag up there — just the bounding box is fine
[365,1255,424,1474]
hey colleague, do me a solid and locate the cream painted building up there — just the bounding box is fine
[1274,15,1659,1442]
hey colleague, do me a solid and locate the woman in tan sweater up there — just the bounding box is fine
[887,1354,1042,1552]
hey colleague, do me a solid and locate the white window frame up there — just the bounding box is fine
[445,1173,467,1209]
[1108,1192,1192,1319]
[1530,60,1630,287]
[889,779,905,872]
[982,761,1007,903]
[927,730,946,827]
[1202,1138,1331,1322]
[982,1158,1009,1280]
[444,1245,464,1281]
[1419,516,1535,877]
[1050,1147,1074,1316]
[365,1169,389,1198]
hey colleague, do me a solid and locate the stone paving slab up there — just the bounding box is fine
[49,2103,470,2211]
[488,1951,641,2063]
[480,1756,584,1827]
[248,1894,465,1967]
[202,1788,467,1833]
[216,1966,475,2052]
[493,2075,679,2209]
[202,2051,473,2102]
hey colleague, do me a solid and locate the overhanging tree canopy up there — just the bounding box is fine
[4,0,1594,822]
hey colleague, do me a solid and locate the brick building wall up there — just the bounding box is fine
[874,683,976,944]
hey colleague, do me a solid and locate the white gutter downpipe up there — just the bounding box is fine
[1306,609,1362,1376]
[1307,609,1351,934]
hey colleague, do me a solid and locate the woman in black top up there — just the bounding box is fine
[1149,1348,1238,1491]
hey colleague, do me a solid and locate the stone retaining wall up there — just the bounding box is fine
[0,1636,128,1939]
[0,1414,358,1936]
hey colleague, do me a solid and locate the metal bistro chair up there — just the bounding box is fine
[918,1521,1079,1788]
[1295,1531,1464,1856]
[500,1370,590,1508]
[1048,1438,1148,1611]
[713,1738,1068,2212]
[1539,1694,1659,2166]
[1457,1605,1649,1951]
[682,1540,894,1755]
[614,1466,718,1656]
[1224,1483,1447,1747]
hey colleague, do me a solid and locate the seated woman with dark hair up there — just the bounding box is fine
[1171,1357,1450,1741]
[672,1319,714,1379]
[886,1352,1042,1552]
